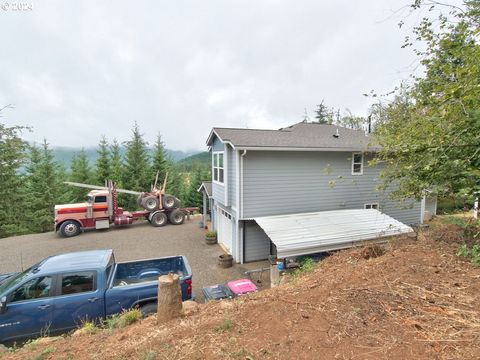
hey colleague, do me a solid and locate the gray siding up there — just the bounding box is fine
[244,220,270,262]
[227,146,236,208]
[242,151,422,225]
[211,137,225,204]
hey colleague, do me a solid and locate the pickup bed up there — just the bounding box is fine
[0,250,192,344]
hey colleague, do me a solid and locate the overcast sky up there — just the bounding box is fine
[1,0,424,151]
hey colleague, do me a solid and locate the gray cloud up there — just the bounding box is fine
[1,0,421,150]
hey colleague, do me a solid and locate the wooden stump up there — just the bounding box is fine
[157,273,183,324]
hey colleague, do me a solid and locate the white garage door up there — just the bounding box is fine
[217,207,233,253]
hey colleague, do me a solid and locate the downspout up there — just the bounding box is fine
[240,150,247,264]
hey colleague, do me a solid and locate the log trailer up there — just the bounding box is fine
[54,179,194,238]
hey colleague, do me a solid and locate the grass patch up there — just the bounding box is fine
[290,257,317,278]
[81,320,98,335]
[214,318,234,333]
[104,309,142,330]
[34,346,55,360]
[141,350,157,360]
[457,244,480,266]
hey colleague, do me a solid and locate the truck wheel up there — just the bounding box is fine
[150,212,168,227]
[139,303,157,316]
[141,196,159,211]
[169,209,185,225]
[162,195,178,209]
[59,220,81,237]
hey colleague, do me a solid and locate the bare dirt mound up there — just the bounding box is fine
[4,233,480,360]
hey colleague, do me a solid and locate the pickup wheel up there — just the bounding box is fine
[169,209,185,225]
[59,220,81,237]
[162,195,178,209]
[150,212,168,227]
[139,303,157,316]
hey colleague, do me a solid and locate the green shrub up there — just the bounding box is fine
[81,320,98,335]
[104,309,142,330]
[291,257,317,278]
[457,244,480,266]
[206,230,217,238]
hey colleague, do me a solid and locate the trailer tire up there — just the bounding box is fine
[169,209,185,225]
[142,196,159,211]
[162,195,178,209]
[59,220,81,237]
[139,303,157,316]
[150,211,168,227]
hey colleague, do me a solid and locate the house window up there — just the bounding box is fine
[352,152,363,175]
[213,152,224,183]
[364,203,379,210]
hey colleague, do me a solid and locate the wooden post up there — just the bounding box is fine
[270,263,280,288]
[157,273,183,323]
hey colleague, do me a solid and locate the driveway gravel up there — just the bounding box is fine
[0,215,269,301]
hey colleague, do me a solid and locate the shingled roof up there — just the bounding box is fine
[207,122,379,151]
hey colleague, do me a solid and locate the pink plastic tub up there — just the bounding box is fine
[227,279,257,295]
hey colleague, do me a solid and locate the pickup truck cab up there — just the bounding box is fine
[0,250,192,344]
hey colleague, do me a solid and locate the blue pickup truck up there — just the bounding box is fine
[0,249,192,344]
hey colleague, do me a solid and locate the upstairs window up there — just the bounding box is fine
[364,203,379,210]
[352,152,363,175]
[213,152,224,183]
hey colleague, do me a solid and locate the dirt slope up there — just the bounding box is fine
[4,232,480,360]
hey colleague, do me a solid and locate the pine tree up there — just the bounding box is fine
[0,122,29,238]
[69,149,92,202]
[95,135,110,185]
[184,168,204,208]
[123,123,152,209]
[110,138,124,185]
[26,140,64,233]
[314,100,334,124]
[152,133,169,186]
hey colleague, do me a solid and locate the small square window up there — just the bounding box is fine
[364,203,379,210]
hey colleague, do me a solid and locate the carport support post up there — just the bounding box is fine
[269,255,280,288]
[203,191,207,228]
[157,273,183,324]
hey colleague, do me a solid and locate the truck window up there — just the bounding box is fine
[94,196,107,203]
[61,273,95,295]
[9,276,53,302]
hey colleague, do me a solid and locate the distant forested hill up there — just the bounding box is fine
[52,146,199,168]
[176,152,210,171]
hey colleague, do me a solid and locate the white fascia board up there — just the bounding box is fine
[235,146,378,152]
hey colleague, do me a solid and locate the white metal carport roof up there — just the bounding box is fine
[254,209,414,259]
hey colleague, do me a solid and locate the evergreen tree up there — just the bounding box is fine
[26,140,63,233]
[69,149,92,202]
[314,100,334,124]
[110,138,127,207]
[184,167,204,208]
[0,121,29,238]
[95,135,110,185]
[151,133,169,185]
[110,138,124,186]
[122,123,151,208]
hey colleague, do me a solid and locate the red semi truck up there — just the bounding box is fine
[54,180,191,237]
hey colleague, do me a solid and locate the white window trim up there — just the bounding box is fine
[351,152,364,175]
[212,151,225,185]
[364,203,379,210]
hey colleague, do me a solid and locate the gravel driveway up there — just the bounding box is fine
[0,215,269,301]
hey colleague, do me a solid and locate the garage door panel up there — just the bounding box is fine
[217,207,233,253]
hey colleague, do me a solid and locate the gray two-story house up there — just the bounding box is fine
[203,122,436,264]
